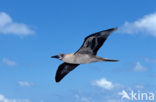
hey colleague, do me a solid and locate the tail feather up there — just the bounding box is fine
[103,58,119,62]
[96,57,119,62]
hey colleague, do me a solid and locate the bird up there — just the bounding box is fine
[51,27,119,82]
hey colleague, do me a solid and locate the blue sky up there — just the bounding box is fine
[0,0,156,102]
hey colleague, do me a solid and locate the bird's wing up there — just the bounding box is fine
[55,63,79,82]
[75,27,117,55]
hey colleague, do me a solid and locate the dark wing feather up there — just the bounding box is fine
[75,27,117,55]
[55,63,79,82]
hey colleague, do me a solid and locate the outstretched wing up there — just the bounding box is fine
[55,63,79,82]
[75,27,117,55]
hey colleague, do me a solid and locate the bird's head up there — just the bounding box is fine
[51,54,64,60]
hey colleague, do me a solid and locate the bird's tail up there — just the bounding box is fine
[96,57,119,62]
[102,58,119,62]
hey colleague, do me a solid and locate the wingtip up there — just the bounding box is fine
[113,27,118,31]
[55,79,60,83]
[109,27,118,31]
[55,75,61,82]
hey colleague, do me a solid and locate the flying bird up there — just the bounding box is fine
[51,27,119,82]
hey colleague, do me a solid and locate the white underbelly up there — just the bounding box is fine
[62,54,98,64]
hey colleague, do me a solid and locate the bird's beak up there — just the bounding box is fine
[51,55,60,59]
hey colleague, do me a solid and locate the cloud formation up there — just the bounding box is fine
[92,78,114,90]
[74,94,90,102]
[2,58,16,66]
[133,62,147,72]
[18,81,34,87]
[0,94,29,102]
[144,57,156,63]
[119,12,156,37]
[0,12,34,36]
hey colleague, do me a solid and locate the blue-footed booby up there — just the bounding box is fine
[51,27,119,82]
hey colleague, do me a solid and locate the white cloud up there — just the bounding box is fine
[18,81,34,87]
[133,62,147,72]
[74,94,90,102]
[2,58,16,66]
[92,78,114,90]
[119,12,156,37]
[0,12,34,36]
[144,57,156,63]
[0,94,30,102]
